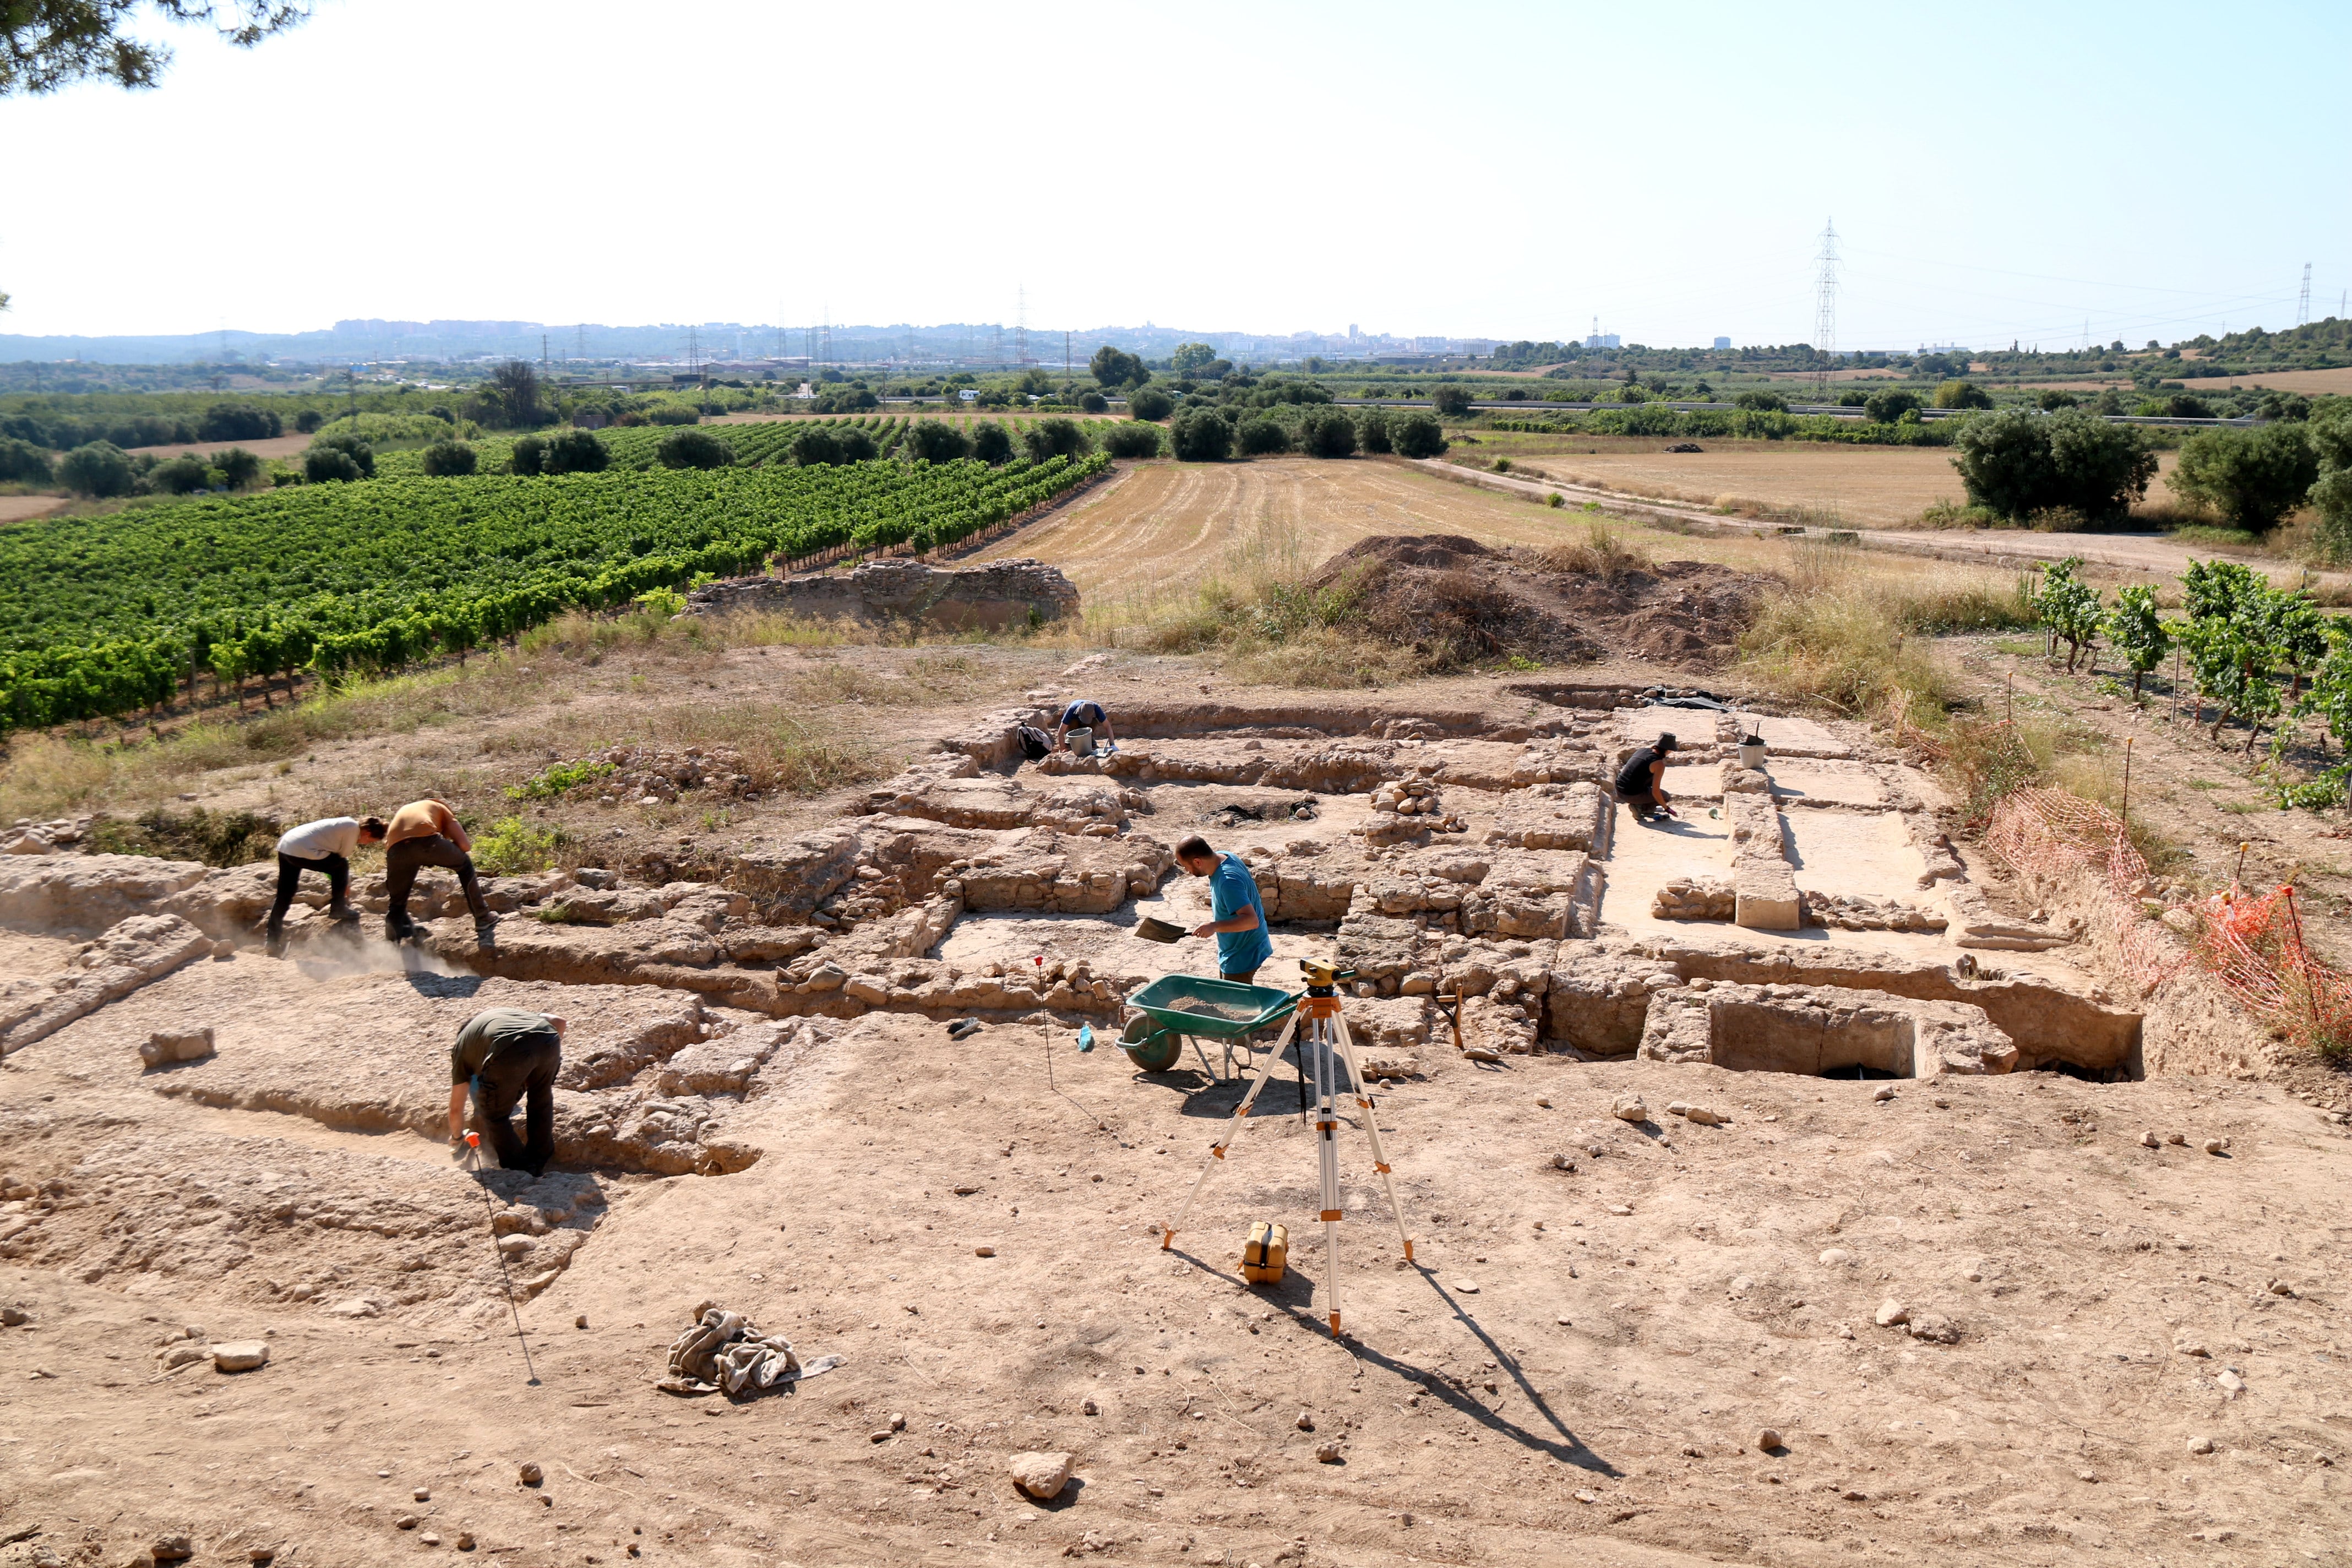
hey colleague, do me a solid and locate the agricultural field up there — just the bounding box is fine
[0,454,1106,731]
[1471,434,2185,531]
[969,455,1587,605]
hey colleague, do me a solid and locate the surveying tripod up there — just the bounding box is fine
[1161,958,1415,1338]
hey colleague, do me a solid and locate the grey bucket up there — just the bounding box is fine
[1068,726,1095,758]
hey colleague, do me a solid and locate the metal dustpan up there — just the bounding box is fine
[1135,916,1185,944]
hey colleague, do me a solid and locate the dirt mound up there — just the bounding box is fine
[1310,532,1766,668]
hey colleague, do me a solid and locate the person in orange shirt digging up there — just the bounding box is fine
[382,798,497,941]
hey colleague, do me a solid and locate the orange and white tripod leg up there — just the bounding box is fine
[1160,1011,1299,1253]
[1331,1012,1416,1266]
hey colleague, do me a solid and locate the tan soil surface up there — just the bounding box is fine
[1497,444,2182,533]
[4,474,2352,1565]
[2156,368,2352,395]
[0,495,66,524]
[116,432,315,462]
[969,459,1587,605]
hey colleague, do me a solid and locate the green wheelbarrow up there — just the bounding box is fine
[1120,973,1299,1081]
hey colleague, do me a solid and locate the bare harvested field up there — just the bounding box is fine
[970,456,1584,603]
[2152,366,2352,395]
[117,431,314,461]
[0,494,67,524]
[1491,440,2182,531]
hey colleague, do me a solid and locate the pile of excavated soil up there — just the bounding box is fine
[1310,533,1766,668]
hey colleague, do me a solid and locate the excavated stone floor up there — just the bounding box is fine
[15,684,2347,1566]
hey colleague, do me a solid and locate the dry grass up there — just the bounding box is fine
[1536,522,1654,578]
[1736,539,2037,723]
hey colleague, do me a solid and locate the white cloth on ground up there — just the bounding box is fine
[661,1304,842,1397]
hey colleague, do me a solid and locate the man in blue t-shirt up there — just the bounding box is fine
[1175,834,1273,983]
[1053,699,1116,753]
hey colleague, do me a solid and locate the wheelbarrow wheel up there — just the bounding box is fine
[1119,1014,1183,1073]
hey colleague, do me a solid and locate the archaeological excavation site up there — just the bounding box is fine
[3,604,2349,1568]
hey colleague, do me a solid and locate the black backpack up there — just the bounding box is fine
[1016,725,1053,762]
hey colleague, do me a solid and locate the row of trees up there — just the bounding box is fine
[0,399,284,453]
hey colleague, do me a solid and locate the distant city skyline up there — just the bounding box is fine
[0,2,2342,351]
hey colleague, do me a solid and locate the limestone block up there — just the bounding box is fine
[722,829,863,921]
[1,913,214,1056]
[1652,876,1735,921]
[1733,859,1801,932]
[1946,883,2074,951]
[139,1026,216,1068]
[1485,783,1608,852]
[1724,793,1784,860]
[1543,951,1656,1055]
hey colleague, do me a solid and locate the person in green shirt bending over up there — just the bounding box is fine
[447,1007,567,1177]
[1175,833,1274,984]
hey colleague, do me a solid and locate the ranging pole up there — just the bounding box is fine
[1812,219,1840,395]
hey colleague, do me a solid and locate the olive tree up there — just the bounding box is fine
[2169,422,2319,532]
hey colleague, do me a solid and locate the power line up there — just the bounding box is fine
[1811,219,1839,393]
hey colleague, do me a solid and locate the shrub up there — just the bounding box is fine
[1237,418,1291,456]
[0,437,52,483]
[57,441,136,497]
[907,418,971,463]
[1128,387,1174,421]
[1430,384,1474,417]
[2037,389,2080,411]
[645,404,702,426]
[541,427,610,476]
[470,816,560,876]
[1951,407,2154,524]
[420,439,478,477]
[2308,400,2352,561]
[2139,392,2213,419]
[1390,412,1447,459]
[508,433,547,476]
[1170,409,1234,462]
[146,455,211,494]
[1022,417,1090,463]
[2168,423,2318,531]
[660,428,736,470]
[210,447,263,490]
[1078,390,1108,414]
[1864,389,1922,424]
[1734,390,1787,412]
[1101,422,1162,458]
[1616,383,1649,404]
[835,428,878,462]
[1355,407,1393,454]
[311,430,375,477]
[197,402,281,442]
[293,409,324,434]
[1934,379,1994,410]
[1300,408,1357,458]
[302,445,364,484]
[971,422,1015,465]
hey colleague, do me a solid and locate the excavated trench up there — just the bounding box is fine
[1,691,2164,1322]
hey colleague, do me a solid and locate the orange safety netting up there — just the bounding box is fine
[1987,786,2352,1054]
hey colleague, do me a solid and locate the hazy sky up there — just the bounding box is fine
[2,0,2345,350]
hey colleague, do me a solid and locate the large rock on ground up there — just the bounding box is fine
[0,913,214,1055]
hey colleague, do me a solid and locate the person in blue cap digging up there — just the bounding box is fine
[1175,834,1272,984]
